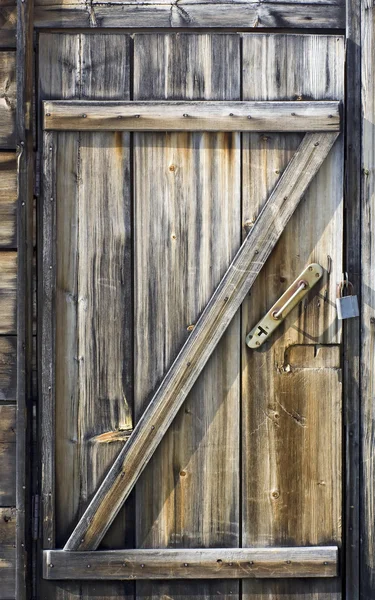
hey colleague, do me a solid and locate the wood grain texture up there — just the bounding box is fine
[361,0,375,594]
[0,405,16,506]
[65,129,338,553]
[0,336,16,401]
[43,547,338,580]
[43,100,341,132]
[40,129,56,550]
[0,507,16,600]
[0,52,16,149]
[0,1,16,48]
[344,0,361,596]
[0,153,16,248]
[39,32,134,600]
[241,33,344,600]
[0,251,16,334]
[133,32,240,600]
[33,2,345,29]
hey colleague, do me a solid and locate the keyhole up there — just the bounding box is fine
[257,326,268,337]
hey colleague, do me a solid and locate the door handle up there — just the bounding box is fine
[246,263,323,349]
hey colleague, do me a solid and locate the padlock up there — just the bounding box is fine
[336,274,359,320]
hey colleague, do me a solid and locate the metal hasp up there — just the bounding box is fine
[246,263,324,349]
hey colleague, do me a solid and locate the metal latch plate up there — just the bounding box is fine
[246,263,323,349]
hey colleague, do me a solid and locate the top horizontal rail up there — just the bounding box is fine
[43,101,341,132]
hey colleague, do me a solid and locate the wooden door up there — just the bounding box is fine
[38,32,344,600]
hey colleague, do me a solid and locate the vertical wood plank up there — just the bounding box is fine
[39,32,133,600]
[241,33,344,600]
[39,32,81,553]
[361,0,375,594]
[133,32,240,600]
[344,0,361,596]
[16,5,34,598]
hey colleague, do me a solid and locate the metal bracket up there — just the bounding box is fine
[246,263,324,349]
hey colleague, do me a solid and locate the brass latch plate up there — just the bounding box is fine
[246,263,323,349]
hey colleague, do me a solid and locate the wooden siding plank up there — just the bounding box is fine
[0,52,16,149]
[64,129,338,553]
[43,101,341,132]
[43,547,338,580]
[0,153,16,248]
[0,337,16,401]
[0,2,16,48]
[33,2,344,29]
[0,507,16,600]
[241,33,344,600]
[39,32,133,600]
[0,251,17,334]
[0,405,16,506]
[133,32,240,600]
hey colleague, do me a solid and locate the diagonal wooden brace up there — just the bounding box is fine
[63,131,339,552]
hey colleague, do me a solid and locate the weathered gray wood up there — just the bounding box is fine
[33,2,345,29]
[0,250,17,334]
[0,153,16,248]
[361,0,375,594]
[344,0,361,597]
[0,405,16,505]
[39,32,134,600]
[40,129,56,549]
[64,130,338,552]
[241,33,344,600]
[43,547,338,580]
[43,100,341,132]
[0,336,16,401]
[0,507,16,600]
[133,32,240,600]
[0,52,16,148]
[16,1,35,599]
[0,1,16,48]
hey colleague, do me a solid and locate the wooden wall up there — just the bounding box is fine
[0,26,17,598]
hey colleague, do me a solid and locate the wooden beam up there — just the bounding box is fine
[344,0,361,596]
[33,2,345,30]
[43,547,338,580]
[43,101,341,132]
[63,131,339,552]
[16,0,35,595]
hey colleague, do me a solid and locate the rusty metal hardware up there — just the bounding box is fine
[336,273,359,320]
[246,263,324,349]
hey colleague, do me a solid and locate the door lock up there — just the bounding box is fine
[246,263,324,349]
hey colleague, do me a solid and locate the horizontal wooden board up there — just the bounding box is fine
[0,251,16,334]
[0,153,16,248]
[0,53,16,148]
[0,405,16,505]
[33,2,344,29]
[43,101,341,132]
[0,507,15,599]
[0,337,16,401]
[43,547,338,580]
[0,3,16,48]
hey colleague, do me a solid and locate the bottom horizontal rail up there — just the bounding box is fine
[43,547,338,580]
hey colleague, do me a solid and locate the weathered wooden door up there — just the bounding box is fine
[38,31,344,600]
